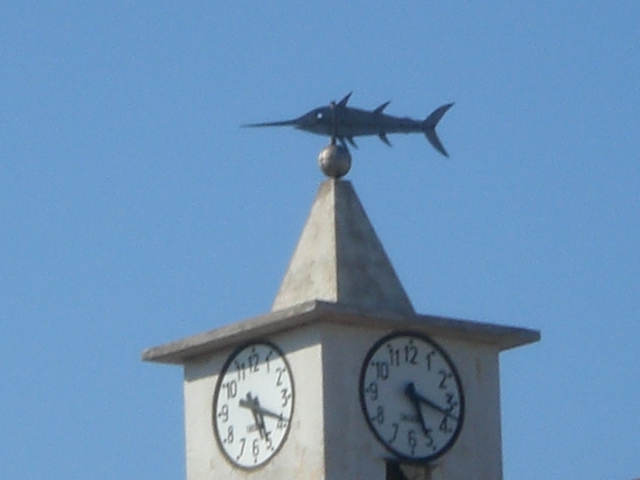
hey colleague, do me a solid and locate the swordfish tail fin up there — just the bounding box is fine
[423,103,454,157]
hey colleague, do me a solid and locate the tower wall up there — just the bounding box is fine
[181,320,505,480]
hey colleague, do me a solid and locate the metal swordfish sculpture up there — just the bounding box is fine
[244,92,454,157]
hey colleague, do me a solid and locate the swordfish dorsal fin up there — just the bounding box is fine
[374,101,391,114]
[337,92,352,107]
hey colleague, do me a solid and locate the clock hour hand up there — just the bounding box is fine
[239,393,269,440]
[404,382,459,421]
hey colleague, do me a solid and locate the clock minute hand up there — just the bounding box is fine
[403,382,430,435]
[251,405,290,423]
[405,382,459,421]
[239,397,289,422]
[262,409,285,421]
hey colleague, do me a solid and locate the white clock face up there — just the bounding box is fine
[213,341,294,469]
[360,332,464,463]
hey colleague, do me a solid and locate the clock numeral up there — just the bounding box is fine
[446,392,458,409]
[371,405,385,424]
[387,345,401,366]
[265,350,274,373]
[364,381,378,401]
[424,427,435,449]
[224,425,234,444]
[222,380,238,400]
[438,369,453,389]
[404,344,418,365]
[371,361,389,380]
[248,351,260,373]
[425,350,436,371]
[276,417,288,430]
[407,429,417,455]
[281,388,291,407]
[252,438,260,459]
[439,415,453,434]
[389,422,399,444]
[217,404,229,423]
[235,437,246,460]
[234,361,246,381]
[275,367,285,386]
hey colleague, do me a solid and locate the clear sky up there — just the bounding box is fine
[1,3,639,479]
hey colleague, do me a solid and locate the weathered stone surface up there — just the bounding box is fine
[272,179,414,315]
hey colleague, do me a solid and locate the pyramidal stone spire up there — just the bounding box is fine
[272,179,415,316]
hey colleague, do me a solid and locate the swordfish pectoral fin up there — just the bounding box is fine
[423,103,454,157]
[336,136,347,149]
[378,133,392,146]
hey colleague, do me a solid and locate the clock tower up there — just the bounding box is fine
[143,147,539,479]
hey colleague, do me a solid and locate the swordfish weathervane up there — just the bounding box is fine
[244,93,453,178]
[245,92,453,156]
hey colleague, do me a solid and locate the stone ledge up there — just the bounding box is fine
[141,300,540,365]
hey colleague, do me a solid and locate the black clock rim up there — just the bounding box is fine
[358,330,465,464]
[212,339,295,470]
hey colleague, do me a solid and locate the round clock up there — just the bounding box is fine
[213,341,294,469]
[359,331,464,463]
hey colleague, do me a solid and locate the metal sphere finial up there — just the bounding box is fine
[318,143,352,178]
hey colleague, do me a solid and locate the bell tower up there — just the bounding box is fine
[143,145,539,479]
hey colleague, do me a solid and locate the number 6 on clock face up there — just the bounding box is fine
[359,331,464,463]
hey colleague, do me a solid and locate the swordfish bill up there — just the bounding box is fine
[244,93,454,157]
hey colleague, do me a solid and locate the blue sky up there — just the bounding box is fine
[1,3,639,479]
